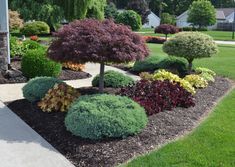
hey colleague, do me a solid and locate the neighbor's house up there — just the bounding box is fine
[142,11,161,28]
[176,8,235,30]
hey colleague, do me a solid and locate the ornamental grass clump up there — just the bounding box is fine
[48,19,149,93]
[163,32,218,72]
[92,70,135,88]
[118,80,195,116]
[65,94,148,140]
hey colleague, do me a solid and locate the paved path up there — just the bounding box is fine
[0,63,139,167]
[215,40,235,45]
[0,101,75,167]
[0,63,140,102]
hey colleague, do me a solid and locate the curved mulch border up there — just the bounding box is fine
[7,77,234,167]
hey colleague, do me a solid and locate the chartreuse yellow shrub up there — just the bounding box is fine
[62,62,85,71]
[184,74,208,88]
[195,67,216,82]
[153,70,196,94]
[38,83,80,112]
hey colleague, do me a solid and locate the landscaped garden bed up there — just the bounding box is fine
[7,77,233,167]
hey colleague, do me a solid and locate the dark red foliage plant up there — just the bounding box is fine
[48,19,149,92]
[155,24,179,40]
[118,80,195,116]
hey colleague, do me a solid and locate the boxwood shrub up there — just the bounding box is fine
[92,70,135,88]
[21,48,62,78]
[22,77,64,102]
[20,21,50,36]
[65,94,148,140]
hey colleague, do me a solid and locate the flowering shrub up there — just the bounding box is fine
[155,24,179,39]
[184,74,208,88]
[153,70,196,94]
[142,36,166,44]
[30,35,39,41]
[118,80,195,116]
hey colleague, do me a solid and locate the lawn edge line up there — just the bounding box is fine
[119,78,235,167]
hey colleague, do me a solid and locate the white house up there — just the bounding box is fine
[176,8,234,29]
[143,11,161,28]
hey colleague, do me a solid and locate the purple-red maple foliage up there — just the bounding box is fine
[155,24,179,40]
[118,80,195,116]
[48,19,149,64]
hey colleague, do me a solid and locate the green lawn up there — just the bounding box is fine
[123,43,235,166]
[124,89,235,167]
[138,28,235,41]
[147,44,235,80]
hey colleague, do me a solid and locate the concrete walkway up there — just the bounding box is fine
[0,63,140,102]
[0,101,75,167]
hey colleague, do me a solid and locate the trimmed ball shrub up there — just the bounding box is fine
[22,77,64,102]
[116,10,142,31]
[22,40,44,50]
[119,80,195,116]
[21,48,62,78]
[92,70,135,88]
[20,21,50,36]
[163,32,218,72]
[65,94,148,140]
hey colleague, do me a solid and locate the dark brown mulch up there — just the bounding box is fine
[0,60,91,84]
[6,77,233,167]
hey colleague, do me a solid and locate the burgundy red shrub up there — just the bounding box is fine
[142,36,166,44]
[155,24,179,39]
[118,80,195,116]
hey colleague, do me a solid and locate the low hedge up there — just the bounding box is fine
[65,94,148,140]
[92,70,135,88]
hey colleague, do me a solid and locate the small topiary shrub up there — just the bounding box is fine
[21,48,62,78]
[62,62,85,71]
[20,21,50,36]
[116,10,142,31]
[153,70,196,94]
[155,24,179,40]
[163,32,218,72]
[118,80,195,115]
[38,83,80,112]
[65,94,148,140]
[22,77,64,102]
[184,74,208,88]
[92,70,135,88]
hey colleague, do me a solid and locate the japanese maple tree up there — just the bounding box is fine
[48,19,149,92]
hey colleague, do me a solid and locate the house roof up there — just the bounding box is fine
[217,8,234,17]
[216,10,226,20]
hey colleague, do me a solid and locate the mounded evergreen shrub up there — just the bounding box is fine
[116,10,142,31]
[22,77,64,102]
[65,94,148,140]
[20,21,50,36]
[21,48,62,78]
[92,70,135,88]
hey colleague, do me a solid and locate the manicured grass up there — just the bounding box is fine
[139,28,235,41]
[146,44,235,80]
[124,89,235,167]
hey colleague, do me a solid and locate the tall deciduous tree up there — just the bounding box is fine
[188,0,216,28]
[48,19,149,92]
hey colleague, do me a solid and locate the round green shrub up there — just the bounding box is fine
[21,48,62,78]
[65,94,148,140]
[92,70,135,88]
[22,77,64,102]
[22,40,45,50]
[116,10,142,31]
[20,21,50,36]
[163,32,218,71]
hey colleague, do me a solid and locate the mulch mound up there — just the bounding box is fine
[7,77,233,167]
[0,60,91,84]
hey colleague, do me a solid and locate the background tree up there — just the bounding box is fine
[126,0,150,24]
[188,0,216,28]
[9,10,24,32]
[160,13,176,25]
[155,24,179,40]
[163,32,218,72]
[48,19,149,92]
[116,10,142,31]
[105,2,119,20]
